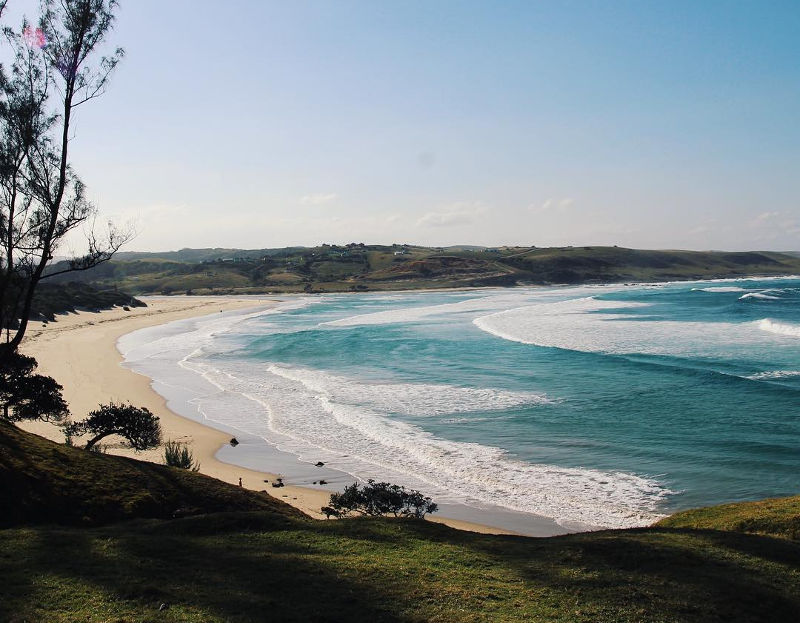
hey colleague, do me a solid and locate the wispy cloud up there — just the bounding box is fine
[750,211,780,226]
[300,192,338,206]
[687,219,718,237]
[417,202,487,228]
[529,197,574,213]
[747,210,800,241]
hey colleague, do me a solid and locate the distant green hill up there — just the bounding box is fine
[2,423,799,622]
[43,245,800,295]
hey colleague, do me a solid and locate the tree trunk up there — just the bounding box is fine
[84,432,108,451]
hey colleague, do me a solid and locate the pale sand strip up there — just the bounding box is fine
[18,296,513,536]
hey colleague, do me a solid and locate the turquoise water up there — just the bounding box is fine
[126,279,800,530]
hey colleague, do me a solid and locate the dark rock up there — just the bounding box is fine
[230,437,239,447]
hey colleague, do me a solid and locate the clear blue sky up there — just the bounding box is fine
[6,0,800,250]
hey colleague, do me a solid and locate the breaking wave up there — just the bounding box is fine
[746,370,800,381]
[757,319,800,338]
[179,359,671,529]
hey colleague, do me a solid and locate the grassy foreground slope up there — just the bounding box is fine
[45,245,800,294]
[0,421,300,527]
[2,424,799,622]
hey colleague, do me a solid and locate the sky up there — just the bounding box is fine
[3,0,800,251]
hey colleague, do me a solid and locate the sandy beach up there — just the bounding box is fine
[19,296,513,535]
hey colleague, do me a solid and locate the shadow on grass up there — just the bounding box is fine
[466,526,800,622]
[1,518,410,623]
[3,514,800,623]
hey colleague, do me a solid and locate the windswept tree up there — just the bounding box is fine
[0,350,67,422]
[64,402,162,451]
[0,0,129,357]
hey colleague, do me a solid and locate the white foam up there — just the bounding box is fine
[323,286,625,328]
[117,298,313,362]
[179,359,671,529]
[757,319,800,338]
[739,292,780,300]
[473,297,800,358]
[746,370,800,381]
[266,364,552,415]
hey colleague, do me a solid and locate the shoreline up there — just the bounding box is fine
[19,295,520,536]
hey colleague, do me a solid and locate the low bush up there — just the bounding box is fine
[163,440,200,471]
[326,479,437,519]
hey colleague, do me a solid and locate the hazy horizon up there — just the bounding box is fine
[108,243,800,255]
[5,0,799,253]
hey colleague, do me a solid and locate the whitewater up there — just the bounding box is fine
[119,278,800,533]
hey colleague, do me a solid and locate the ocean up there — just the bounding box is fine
[118,277,800,534]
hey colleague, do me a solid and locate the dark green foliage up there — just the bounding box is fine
[163,440,200,471]
[65,402,161,451]
[0,351,68,422]
[328,479,438,518]
[29,282,145,321]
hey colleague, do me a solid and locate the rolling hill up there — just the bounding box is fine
[44,245,800,295]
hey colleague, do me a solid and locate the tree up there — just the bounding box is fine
[163,440,200,471]
[65,402,161,451]
[0,350,67,422]
[325,479,438,519]
[0,0,129,357]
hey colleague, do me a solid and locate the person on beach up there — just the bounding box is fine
[238,477,242,487]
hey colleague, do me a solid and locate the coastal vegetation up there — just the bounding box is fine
[1,422,799,622]
[0,351,67,422]
[28,282,145,322]
[45,244,800,295]
[163,439,201,471]
[63,402,162,452]
[324,479,439,519]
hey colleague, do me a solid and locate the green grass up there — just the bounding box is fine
[3,514,800,622]
[2,423,800,622]
[0,421,300,527]
[656,495,800,540]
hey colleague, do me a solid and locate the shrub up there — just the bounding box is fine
[163,440,200,471]
[326,479,438,519]
[64,402,161,452]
